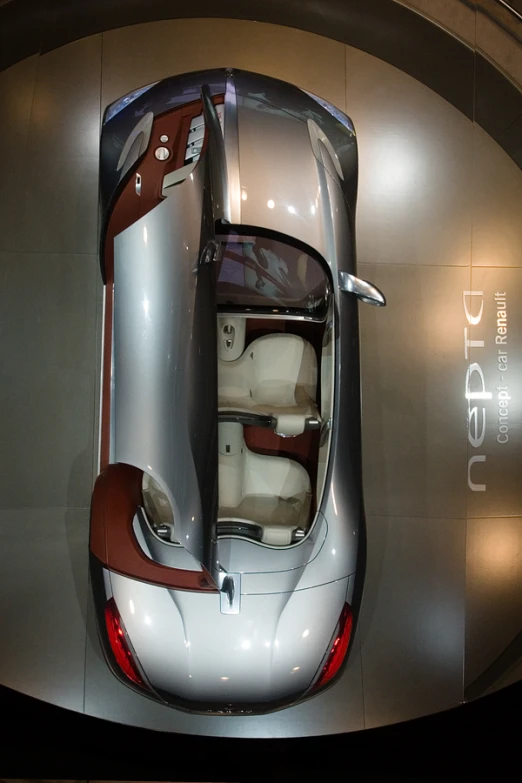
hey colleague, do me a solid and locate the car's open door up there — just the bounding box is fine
[111,155,218,574]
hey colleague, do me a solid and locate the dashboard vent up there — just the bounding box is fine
[185,102,225,164]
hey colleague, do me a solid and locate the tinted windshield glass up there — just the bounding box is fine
[217,234,329,318]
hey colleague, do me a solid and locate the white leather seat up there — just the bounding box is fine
[218,423,312,545]
[218,333,320,436]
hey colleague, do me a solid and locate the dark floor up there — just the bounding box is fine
[0,18,521,737]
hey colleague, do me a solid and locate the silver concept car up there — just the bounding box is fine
[90,68,385,714]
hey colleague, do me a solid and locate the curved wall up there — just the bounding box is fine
[1,0,522,171]
[0,17,521,737]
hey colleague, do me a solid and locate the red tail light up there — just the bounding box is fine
[312,603,353,692]
[104,597,147,688]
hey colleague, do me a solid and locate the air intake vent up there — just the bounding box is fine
[162,102,225,195]
[185,103,225,164]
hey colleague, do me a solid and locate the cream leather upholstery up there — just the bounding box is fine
[218,422,312,545]
[218,333,320,436]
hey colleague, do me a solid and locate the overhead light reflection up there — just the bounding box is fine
[368,142,418,199]
[477,524,520,579]
[331,486,338,516]
[267,199,275,209]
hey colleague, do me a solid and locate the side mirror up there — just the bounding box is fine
[338,271,386,307]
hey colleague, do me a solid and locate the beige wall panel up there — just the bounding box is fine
[0,55,38,250]
[360,514,466,728]
[346,46,473,267]
[359,262,470,519]
[0,54,38,138]
[466,516,522,685]
[18,36,102,253]
[472,123,522,268]
[27,35,102,159]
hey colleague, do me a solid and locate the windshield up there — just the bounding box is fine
[216,234,329,318]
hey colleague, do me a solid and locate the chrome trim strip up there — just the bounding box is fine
[96,283,106,473]
[224,71,242,225]
[109,284,115,464]
[217,310,326,323]
[217,412,276,428]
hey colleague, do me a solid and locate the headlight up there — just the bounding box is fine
[142,473,178,543]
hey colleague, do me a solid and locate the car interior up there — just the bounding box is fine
[216,233,335,546]
[104,98,337,550]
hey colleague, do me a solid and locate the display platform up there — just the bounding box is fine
[0,15,521,737]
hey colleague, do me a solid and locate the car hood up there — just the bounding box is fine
[109,569,349,706]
